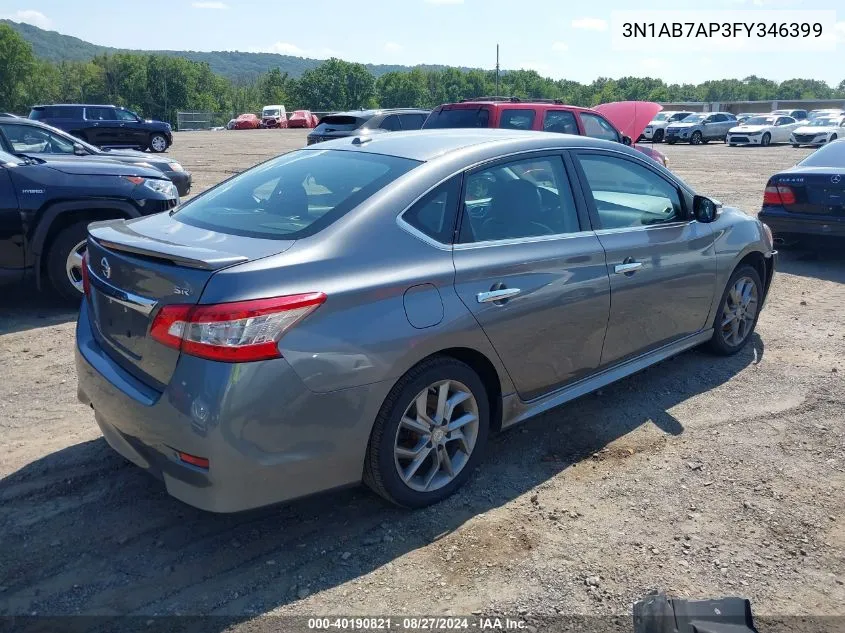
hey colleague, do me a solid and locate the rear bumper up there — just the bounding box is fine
[760,207,845,238]
[75,302,385,512]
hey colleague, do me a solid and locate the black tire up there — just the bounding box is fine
[46,221,89,302]
[690,131,703,145]
[666,140,676,145]
[761,133,771,147]
[792,144,800,148]
[363,356,490,508]
[704,264,763,356]
[654,129,664,143]
[148,133,168,153]
[830,134,838,142]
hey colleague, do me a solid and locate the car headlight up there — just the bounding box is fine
[761,222,774,250]
[167,162,184,172]
[143,178,178,198]
[747,131,763,136]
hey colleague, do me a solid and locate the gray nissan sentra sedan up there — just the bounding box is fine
[75,129,777,512]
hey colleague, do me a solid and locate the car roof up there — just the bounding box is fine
[327,108,431,118]
[31,104,119,108]
[444,100,595,113]
[303,128,635,162]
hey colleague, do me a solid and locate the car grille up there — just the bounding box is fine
[730,136,750,143]
[794,134,818,143]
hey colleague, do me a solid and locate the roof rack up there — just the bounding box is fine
[459,96,566,104]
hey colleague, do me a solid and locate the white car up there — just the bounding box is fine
[641,111,695,142]
[726,115,801,146]
[790,116,845,147]
[807,108,844,120]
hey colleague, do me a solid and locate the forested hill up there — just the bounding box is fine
[1,19,475,79]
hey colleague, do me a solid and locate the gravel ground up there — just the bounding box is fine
[1,130,843,629]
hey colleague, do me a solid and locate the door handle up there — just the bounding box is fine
[477,288,521,303]
[614,261,643,275]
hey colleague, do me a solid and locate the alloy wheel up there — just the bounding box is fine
[151,135,167,152]
[393,379,479,493]
[720,276,758,347]
[65,239,87,294]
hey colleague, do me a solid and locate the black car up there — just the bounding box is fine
[306,108,430,145]
[760,139,845,243]
[0,148,179,300]
[29,104,173,153]
[0,117,192,196]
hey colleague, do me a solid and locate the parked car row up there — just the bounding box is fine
[227,108,320,130]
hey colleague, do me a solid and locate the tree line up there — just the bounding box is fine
[2,24,844,126]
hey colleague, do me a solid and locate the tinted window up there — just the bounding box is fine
[776,117,795,126]
[0,124,76,154]
[580,113,619,142]
[85,107,116,121]
[543,110,578,134]
[174,150,419,240]
[115,109,138,122]
[313,115,367,133]
[402,176,462,244]
[499,109,536,130]
[577,153,683,229]
[794,111,807,119]
[798,141,845,167]
[422,107,490,129]
[399,113,426,130]
[30,106,83,119]
[712,114,726,122]
[379,115,401,131]
[459,156,580,243]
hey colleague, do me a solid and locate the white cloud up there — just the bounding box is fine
[551,41,569,52]
[191,1,228,8]
[251,42,343,59]
[384,41,403,53]
[424,0,463,4]
[571,17,608,31]
[263,42,304,55]
[2,9,52,29]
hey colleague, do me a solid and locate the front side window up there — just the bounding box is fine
[576,153,684,230]
[580,113,620,142]
[401,176,462,244]
[174,149,420,239]
[499,109,536,130]
[459,156,580,243]
[116,109,138,122]
[0,124,76,154]
[543,110,578,134]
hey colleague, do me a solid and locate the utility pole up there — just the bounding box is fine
[495,44,500,95]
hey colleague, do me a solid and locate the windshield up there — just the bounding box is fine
[743,117,776,126]
[422,107,491,129]
[173,149,419,240]
[263,109,281,117]
[652,113,671,122]
[808,117,840,127]
[680,114,706,123]
[798,140,845,167]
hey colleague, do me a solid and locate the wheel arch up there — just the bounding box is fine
[31,200,141,289]
[735,249,773,301]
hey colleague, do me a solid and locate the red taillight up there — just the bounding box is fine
[149,293,326,362]
[178,452,209,469]
[81,250,91,297]
[764,184,795,206]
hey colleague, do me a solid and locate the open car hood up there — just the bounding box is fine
[594,101,662,140]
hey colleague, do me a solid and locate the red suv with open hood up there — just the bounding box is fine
[422,98,668,167]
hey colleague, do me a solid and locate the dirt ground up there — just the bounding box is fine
[1,130,844,629]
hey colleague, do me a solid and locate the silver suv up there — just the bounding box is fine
[665,112,737,145]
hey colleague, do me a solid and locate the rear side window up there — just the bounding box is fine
[313,115,367,133]
[580,113,620,142]
[543,110,578,134]
[379,115,401,131]
[399,113,426,130]
[499,109,536,130]
[401,176,462,244]
[30,106,82,119]
[422,107,490,129]
[174,150,420,240]
[85,107,116,121]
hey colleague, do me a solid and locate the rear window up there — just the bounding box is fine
[422,107,490,129]
[29,106,82,120]
[797,140,845,167]
[173,149,420,240]
[313,115,368,133]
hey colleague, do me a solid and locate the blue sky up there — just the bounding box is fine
[1,0,843,85]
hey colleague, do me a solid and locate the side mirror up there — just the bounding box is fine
[73,143,87,156]
[621,135,632,146]
[693,195,720,223]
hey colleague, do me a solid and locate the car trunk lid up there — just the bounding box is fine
[771,168,845,216]
[85,213,295,389]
